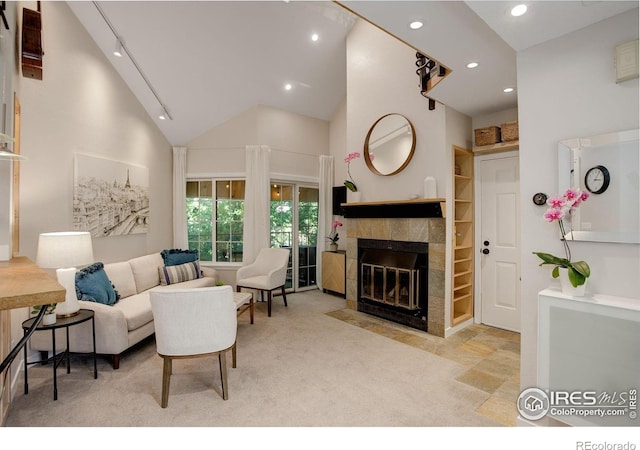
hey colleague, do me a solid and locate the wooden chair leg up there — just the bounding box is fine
[249,296,254,324]
[112,354,120,370]
[261,290,265,302]
[281,285,288,307]
[267,291,272,317]
[161,357,172,408]
[219,352,229,400]
[231,342,237,368]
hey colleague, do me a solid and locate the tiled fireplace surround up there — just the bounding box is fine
[345,217,446,337]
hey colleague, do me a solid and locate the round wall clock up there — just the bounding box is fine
[584,165,610,194]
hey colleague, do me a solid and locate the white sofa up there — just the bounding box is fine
[29,253,218,369]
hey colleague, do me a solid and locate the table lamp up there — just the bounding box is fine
[36,231,94,317]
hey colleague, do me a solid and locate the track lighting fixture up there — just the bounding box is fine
[94,2,172,121]
[113,39,122,57]
[158,106,172,121]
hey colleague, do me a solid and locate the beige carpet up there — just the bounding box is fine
[5,290,501,427]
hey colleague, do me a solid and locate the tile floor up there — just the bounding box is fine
[326,308,520,426]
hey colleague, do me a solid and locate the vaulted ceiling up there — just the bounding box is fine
[68,1,638,146]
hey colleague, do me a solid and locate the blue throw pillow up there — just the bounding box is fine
[161,249,199,266]
[75,262,119,306]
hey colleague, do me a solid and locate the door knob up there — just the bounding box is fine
[482,248,490,255]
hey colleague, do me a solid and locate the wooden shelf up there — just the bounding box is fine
[454,258,473,265]
[453,292,473,303]
[451,145,474,328]
[454,270,473,278]
[473,140,519,154]
[452,312,473,326]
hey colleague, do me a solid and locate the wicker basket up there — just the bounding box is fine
[474,126,501,146]
[501,121,519,142]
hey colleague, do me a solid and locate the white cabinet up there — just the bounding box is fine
[537,288,640,426]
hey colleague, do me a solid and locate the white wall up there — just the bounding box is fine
[186,104,327,180]
[0,2,20,260]
[518,9,640,390]
[343,19,452,203]
[18,1,173,264]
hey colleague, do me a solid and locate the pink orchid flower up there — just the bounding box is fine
[547,196,565,208]
[564,187,580,201]
[544,208,565,222]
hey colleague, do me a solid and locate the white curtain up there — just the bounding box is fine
[242,145,271,264]
[317,155,334,290]
[172,146,188,249]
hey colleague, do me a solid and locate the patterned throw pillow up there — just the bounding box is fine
[160,249,199,266]
[75,262,120,306]
[158,261,202,286]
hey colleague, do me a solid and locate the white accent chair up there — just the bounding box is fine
[150,286,237,408]
[236,247,290,319]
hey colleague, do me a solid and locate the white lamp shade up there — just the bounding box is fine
[36,232,94,269]
[36,232,94,317]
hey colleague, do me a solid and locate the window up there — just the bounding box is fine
[186,179,245,263]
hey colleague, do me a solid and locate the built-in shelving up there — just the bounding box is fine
[473,140,519,155]
[452,146,474,327]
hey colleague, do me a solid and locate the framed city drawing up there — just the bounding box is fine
[74,153,149,238]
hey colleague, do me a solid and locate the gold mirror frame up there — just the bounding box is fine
[364,113,416,176]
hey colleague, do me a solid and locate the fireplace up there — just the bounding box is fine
[357,239,428,331]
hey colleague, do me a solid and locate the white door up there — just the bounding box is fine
[476,153,520,332]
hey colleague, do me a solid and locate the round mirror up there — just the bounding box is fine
[364,114,416,176]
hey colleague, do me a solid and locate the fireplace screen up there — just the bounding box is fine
[360,249,420,310]
[361,264,418,309]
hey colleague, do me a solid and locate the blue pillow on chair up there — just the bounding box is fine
[161,249,199,266]
[75,262,119,306]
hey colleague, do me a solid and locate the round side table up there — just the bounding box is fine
[21,309,97,400]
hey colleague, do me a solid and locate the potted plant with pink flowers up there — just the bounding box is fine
[344,152,360,192]
[327,220,343,251]
[533,187,591,294]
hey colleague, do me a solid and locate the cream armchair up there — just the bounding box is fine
[236,247,290,319]
[150,286,237,408]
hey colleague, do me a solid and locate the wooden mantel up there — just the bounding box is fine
[0,257,65,311]
[340,198,446,219]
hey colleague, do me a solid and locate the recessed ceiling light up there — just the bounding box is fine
[466,62,479,69]
[284,83,292,91]
[511,4,528,17]
[409,21,423,30]
[311,33,319,42]
[504,87,514,93]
